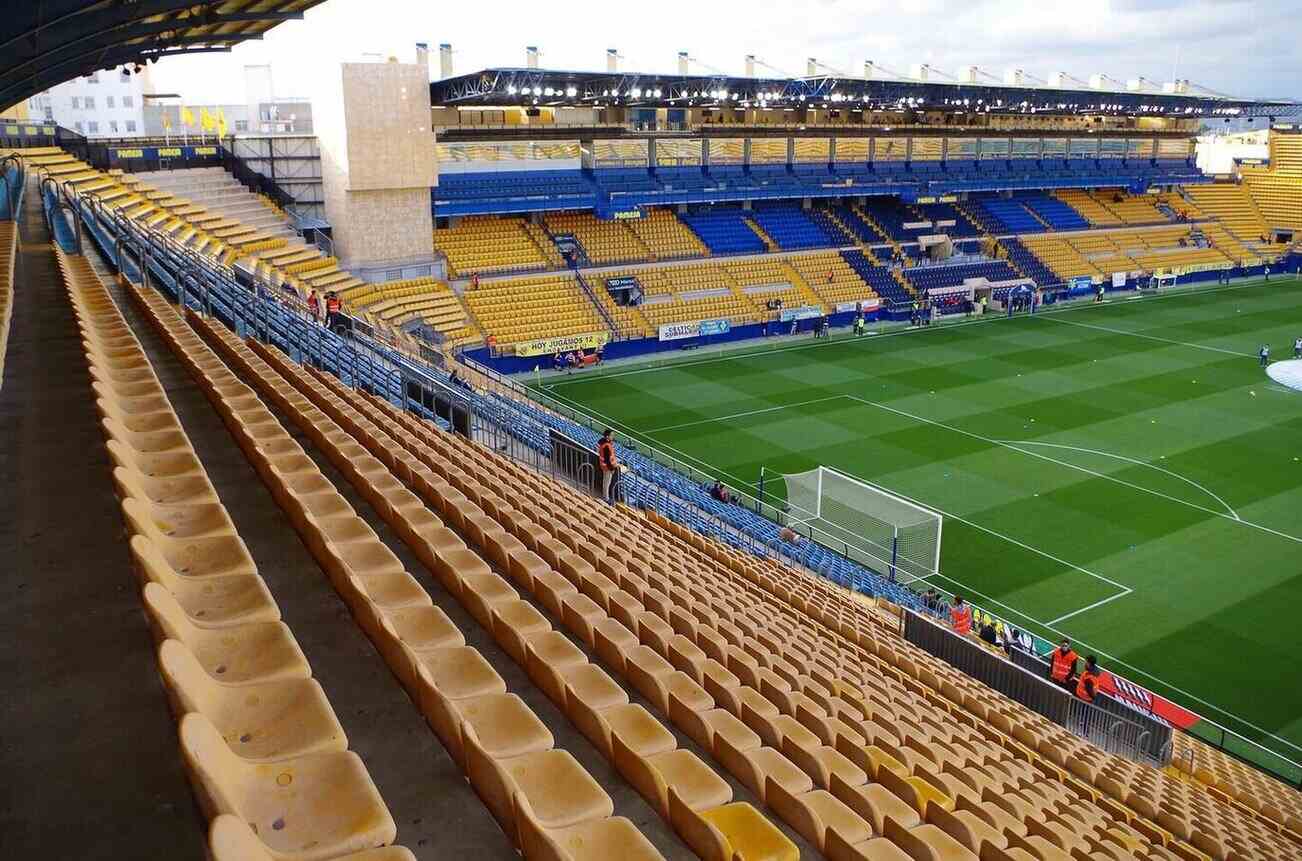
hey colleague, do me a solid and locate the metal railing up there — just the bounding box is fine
[901,610,1170,766]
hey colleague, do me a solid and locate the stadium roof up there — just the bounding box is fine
[431,68,1302,120]
[0,0,326,111]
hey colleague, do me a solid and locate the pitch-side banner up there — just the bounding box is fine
[779,305,823,323]
[515,331,609,357]
[835,298,881,313]
[1111,271,1127,288]
[658,318,731,341]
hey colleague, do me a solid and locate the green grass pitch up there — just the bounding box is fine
[540,280,1302,778]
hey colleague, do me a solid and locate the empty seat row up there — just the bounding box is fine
[248,343,800,860]
[0,220,14,389]
[182,317,673,861]
[57,249,403,860]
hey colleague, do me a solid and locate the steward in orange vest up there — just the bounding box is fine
[1049,639,1078,686]
[1076,656,1102,703]
[949,596,973,636]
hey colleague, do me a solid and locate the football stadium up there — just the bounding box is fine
[3,2,1302,859]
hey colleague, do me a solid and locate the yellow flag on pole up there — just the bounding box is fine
[179,105,195,127]
[200,106,215,132]
[216,107,228,138]
[161,112,172,131]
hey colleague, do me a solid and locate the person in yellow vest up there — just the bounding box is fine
[1076,655,1103,703]
[1048,638,1079,690]
[948,595,973,636]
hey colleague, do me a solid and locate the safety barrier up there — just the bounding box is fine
[901,609,1171,766]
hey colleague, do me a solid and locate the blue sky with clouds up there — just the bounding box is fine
[151,0,1299,104]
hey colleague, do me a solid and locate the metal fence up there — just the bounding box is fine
[901,610,1170,766]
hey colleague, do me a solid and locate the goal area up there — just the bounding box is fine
[776,466,942,585]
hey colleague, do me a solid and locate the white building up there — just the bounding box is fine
[26,64,148,138]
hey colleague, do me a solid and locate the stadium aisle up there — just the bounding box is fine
[104,260,522,859]
[0,181,208,857]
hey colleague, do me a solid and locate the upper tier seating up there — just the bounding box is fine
[1019,194,1091,230]
[435,170,596,210]
[624,208,708,259]
[858,198,931,242]
[747,203,840,251]
[544,211,649,265]
[1241,133,1302,230]
[912,202,982,238]
[433,215,551,277]
[680,208,767,254]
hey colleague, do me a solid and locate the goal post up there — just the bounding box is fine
[777,466,942,585]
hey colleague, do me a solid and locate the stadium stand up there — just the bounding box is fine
[1184,183,1271,244]
[55,246,406,858]
[913,202,983,239]
[1097,190,1174,225]
[31,147,1302,859]
[1001,237,1062,286]
[433,216,553,277]
[788,251,880,307]
[747,203,841,251]
[833,204,892,246]
[679,208,768,254]
[724,257,826,313]
[462,273,606,348]
[345,276,478,346]
[972,197,1048,234]
[596,262,761,332]
[903,260,1022,293]
[544,211,650,265]
[624,207,709,260]
[1241,131,1302,230]
[1054,189,1125,227]
[841,249,916,305]
[1019,193,1091,231]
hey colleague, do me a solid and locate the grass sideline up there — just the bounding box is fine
[537,278,1302,779]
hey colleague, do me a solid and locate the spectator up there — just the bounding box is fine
[1048,638,1079,690]
[1075,656,1102,703]
[325,291,342,330]
[470,273,480,291]
[979,614,998,646]
[307,290,320,323]
[948,595,973,636]
[596,429,620,504]
[778,526,801,544]
[709,480,732,504]
[552,352,566,372]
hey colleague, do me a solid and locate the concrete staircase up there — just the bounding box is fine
[132,167,297,241]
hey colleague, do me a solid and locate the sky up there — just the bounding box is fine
[150,0,1301,105]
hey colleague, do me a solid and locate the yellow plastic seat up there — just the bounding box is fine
[129,535,279,626]
[143,584,310,685]
[159,639,346,762]
[669,789,799,861]
[209,815,415,861]
[180,714,396,860]
[463,724,613,842]
[514,791,665,860]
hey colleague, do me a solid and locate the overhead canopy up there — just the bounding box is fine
[431,68,1302,120]
[1,0,326,111]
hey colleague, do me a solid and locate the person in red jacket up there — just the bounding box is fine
[307,290,320,323]
[949,595,973,636]
[1076,656,1103,703]
[1048,639,1079,690]
[596,429,620,504]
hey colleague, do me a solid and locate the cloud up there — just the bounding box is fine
[148,0,1300,103]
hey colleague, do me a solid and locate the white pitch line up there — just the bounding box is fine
[554,389,1132,593]
[1000,440,1239,520]
[644,395,845,433]
[545,279,1273,388]
[843,394,1302,545]
[1040,314,1253,358]
[1045,587,1134,627]
[546,387,1302,754]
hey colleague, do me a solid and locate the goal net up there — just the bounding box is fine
[779,466,942,585]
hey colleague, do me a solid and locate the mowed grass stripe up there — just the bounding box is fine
[549,283,1302,752]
